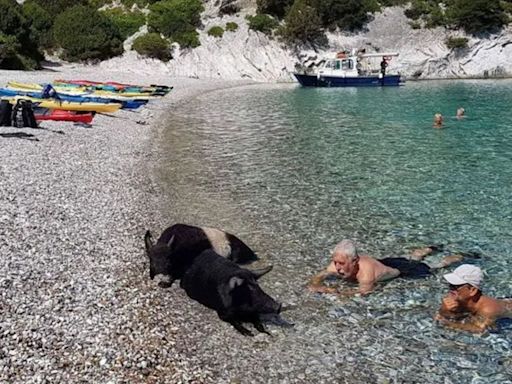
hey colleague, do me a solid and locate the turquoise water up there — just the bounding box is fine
[158,80,512,382]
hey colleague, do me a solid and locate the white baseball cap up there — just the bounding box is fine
[443,264,483,289]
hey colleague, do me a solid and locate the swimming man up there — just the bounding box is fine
[433,113,443,128]
[435,264,512,333]
[308,239,462,296]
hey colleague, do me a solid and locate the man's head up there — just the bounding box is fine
[443,264,483,302]
[332,239,359,278]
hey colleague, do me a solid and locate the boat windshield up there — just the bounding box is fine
[326,60,354,70]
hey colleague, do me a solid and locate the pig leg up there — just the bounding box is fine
[230,320,254,337]
[252,319,271,336]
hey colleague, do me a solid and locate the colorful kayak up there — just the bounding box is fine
[2,96,122,113]
[34,108,94,124]
[8,81,161,98]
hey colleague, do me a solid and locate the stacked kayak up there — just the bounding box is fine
[0,78,172,125]
[53,79,173,95]
[0,87,148,110]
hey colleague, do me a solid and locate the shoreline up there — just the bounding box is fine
[0,66,253,382]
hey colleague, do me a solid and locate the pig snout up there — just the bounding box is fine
[258,293,281,314]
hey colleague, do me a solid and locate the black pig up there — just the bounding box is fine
[180,249,281,336]
[144,224,258,287]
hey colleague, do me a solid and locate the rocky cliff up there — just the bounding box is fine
[98,4,512,82]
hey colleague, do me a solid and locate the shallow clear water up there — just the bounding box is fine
[158,80,512,382]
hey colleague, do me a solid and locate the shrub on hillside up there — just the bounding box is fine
[225,22,239,32]
[53,5,123,62]
[256,0,293,19]
[102,8,146,40]
[445,36,468,49]
[132,32,171,61]
[33,0,87,16]
[91,0,159,7]
[148,0,203,48]
[208,26,224,38]
[314,0,375,31]
[447,0,508,35]
[279,0,327,46]
[172,30,200,48]
[246,14,279,35]
[403,0,447,28]
[378,0,407,5]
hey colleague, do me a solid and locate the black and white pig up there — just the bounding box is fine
[180,249,281,336]
[144,223,258,286]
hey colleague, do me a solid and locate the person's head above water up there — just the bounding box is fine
[443,264,483,301]
[433,113,443,127]
[456,107,465,118]
[332,239,359,278]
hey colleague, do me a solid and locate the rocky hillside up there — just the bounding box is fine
[97,3,512,82]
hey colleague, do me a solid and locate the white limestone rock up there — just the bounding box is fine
[97,4,512,81]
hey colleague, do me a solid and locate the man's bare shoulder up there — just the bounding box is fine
[479,296,511,319]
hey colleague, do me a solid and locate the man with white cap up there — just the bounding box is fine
[436,264,512,333]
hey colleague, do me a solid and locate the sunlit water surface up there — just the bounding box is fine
[157,80,512,383]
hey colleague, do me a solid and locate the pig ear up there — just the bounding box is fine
[167,235,175,250]
[228,276,244,290]
[144,230,154,254]
[250,265,273,280]
[219,277,245,308]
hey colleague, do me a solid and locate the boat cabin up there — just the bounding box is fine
[318,52,399,78]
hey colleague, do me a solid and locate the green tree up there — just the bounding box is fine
[33,0,88,16]
[280,0,327,46]
[148,0,203,48]
[447,0,508,34]
[22,0,53,47]
[0,33,23,69]
[314,0,374,30]
[246,14,279,34]
[0,0,42,69]
[53,5,123,61]
[256,0,294,19]
[102,8,146,40]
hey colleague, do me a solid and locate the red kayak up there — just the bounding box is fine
[34,108,94,124]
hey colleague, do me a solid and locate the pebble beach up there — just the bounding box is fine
[0,65,254,383]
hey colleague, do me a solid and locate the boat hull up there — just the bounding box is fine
[293,73,402,87]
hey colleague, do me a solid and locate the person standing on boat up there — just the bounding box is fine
[435,264,512,333]
[380,57,388,77]
[308,239,462,296]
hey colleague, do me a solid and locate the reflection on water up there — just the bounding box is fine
[158,80,512,382]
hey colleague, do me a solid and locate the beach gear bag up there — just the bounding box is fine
[11,99,38,128]
[0,99,12,126]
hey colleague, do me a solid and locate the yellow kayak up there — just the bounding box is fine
[7,81,154,99]
[2,96,122,113]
